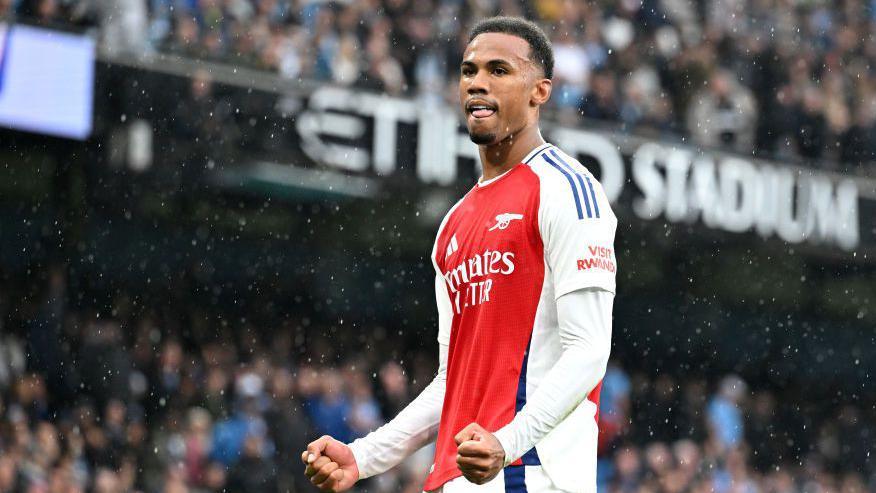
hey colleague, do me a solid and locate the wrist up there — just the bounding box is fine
[346,440,366,480]
[492,427,517,467]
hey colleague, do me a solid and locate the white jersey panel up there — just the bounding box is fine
[432,196,467,345]
[523,259,561,418]
[528,145,618,297]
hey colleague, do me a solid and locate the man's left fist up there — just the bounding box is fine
[454,423,506,484]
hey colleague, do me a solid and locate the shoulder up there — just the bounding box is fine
[525,144,613,221]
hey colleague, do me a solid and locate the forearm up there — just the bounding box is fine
[494,289,612,464]
[347,344,447,478]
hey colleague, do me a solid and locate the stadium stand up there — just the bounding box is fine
[5,0,876,171]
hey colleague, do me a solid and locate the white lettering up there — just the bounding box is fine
[665,148,691,222]
[468,254,484,278]
[719,157,758,233]
[501,252,515,275]
[688,156,723,228]
[627,142,860,250]
[443,251,517,296]
[807,177,859,250]
[632,143,666,219]
[775,168,807,244]
[753,164,779,238]
[488,251,502,274]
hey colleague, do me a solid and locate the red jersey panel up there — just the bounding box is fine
[424,164,545,490]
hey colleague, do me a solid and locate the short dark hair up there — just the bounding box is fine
[468,16,554,80]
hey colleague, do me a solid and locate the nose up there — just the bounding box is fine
[467,68,490,95]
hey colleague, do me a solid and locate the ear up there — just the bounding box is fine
[530,77,552,107]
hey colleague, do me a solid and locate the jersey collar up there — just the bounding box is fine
[476,142,553,188]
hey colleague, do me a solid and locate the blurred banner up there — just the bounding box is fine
[268,86,873,252]
[0,23,95,140]
[85,62,876,254]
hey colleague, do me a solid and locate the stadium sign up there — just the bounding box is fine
[295,87,865,251]
[629,142,859,251]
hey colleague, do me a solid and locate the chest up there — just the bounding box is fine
[434,168,542,282]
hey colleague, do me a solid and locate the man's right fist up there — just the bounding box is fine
[301,435,360,492]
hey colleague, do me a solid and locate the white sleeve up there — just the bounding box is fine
[435,274,452,346]
[539,165,617,297]
[492,288,612,464]
[347,342,447,478]
[347,273,452,478]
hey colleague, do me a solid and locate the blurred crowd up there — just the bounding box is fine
[0,269,873,493]
[6,0,876,170]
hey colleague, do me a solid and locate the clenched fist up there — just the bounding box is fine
[455,423,506,485]
[300,435,360,492]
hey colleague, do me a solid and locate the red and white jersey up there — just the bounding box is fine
[423,142,617,491]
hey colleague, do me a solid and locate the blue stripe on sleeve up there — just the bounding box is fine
[513,339,541,466]
[541,154,584,220]
[549,149,593,218]
[585,176,601,218]
[523,144,551,164]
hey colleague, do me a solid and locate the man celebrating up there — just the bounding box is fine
[302,16,616,493]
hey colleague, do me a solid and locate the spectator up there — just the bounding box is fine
[181,407,212,486]
[97,0,149,55]
[706,375,747,451]
[840,99,876,168]
[226,433,277,492]
[581,69,620,122]
[745,390,781,473]
[552,28,591,115]
[210,373,270,466]
[0,333,25,391]
[686,69,758,153]
[793,85,828,161]
[305,369,353,443]
[333,33,363,86]
[360,19,406,95]
[265,367,311,493]
[377,361,411,420]
[608,446,642,493]
[347,369,383,438]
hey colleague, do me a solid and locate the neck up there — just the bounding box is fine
[478,124,545,181]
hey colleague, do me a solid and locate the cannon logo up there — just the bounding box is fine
[488,213,523,231]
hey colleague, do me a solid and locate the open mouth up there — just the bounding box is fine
[466,99,497,119]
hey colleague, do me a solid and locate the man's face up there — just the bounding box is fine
[459,33,540,145]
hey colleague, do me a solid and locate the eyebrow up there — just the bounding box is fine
[460,58,516,69]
